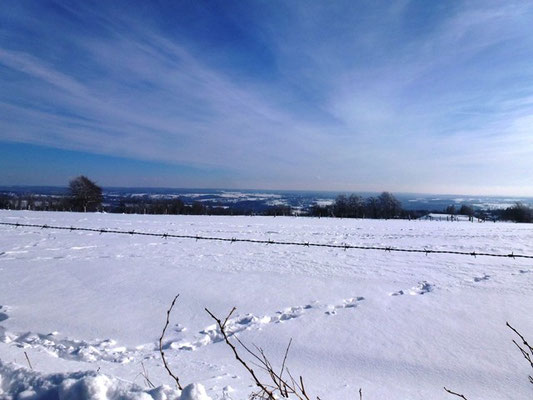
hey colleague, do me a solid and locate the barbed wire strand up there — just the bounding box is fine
[1,221,532,259]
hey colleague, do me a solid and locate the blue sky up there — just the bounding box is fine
[1,1,532,195]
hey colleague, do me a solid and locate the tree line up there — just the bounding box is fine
[1,176,532,223]
[499,202,533,223]
[0,176,290,216]
[310,192,406,219]
[444,204,475,217]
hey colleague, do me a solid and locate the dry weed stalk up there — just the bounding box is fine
[141,361,156,388]
[444,322,533,399]
[206,307,322,400]
[24,351,33,370]
[159,294,183,390]
[443,387,469,399]
[159,296,531,400]
[507,322,533,385]
[159,294,359,399]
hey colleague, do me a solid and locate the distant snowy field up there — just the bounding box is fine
[1,210,532,399]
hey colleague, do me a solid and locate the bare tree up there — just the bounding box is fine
[68,175,103,212]
[502,203,532,223]
[333,194,349,218]
[377,192,401,219]
[445,205,456,215]
[348,194,364,218]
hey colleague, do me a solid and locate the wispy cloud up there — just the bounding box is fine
[1,0,532,194]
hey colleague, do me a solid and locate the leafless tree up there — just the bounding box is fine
[68,175,103,212]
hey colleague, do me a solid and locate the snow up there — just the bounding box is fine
[0,210,532,399]
[0,360,189,400]
[314,199,335,207]
[265,199,289,207]
[419,213,476,221]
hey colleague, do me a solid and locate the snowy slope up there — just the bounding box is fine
[0,210,532,399]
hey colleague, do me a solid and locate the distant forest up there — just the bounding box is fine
[308,193,531,223]
[0,176,531,223]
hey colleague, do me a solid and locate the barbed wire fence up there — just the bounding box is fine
[1,221,533,259]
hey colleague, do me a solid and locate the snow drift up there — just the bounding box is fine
[0,360,213,400]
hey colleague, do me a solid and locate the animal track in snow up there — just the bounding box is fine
[390,281,434,296]
[473,274,490,282]
[0,306,10,342]
[274,305,307,321]
[0,307,139,364]
[3,331,140,363]
[169,298,364,351]
[0,298,364,361]
[10,332,137,363]
[509,269,532,276]
[0,305,9,322]
[324,297,365,315]
[169,314,273,351]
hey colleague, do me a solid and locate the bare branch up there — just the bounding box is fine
[444,387,469,399]
[159,294,183,390]
[223,306,237,329]
[205,308,316,400]
[507,321,533,385]
[206,307,276,399]
[24,351,33,370]
[280,338,292,381]
[141,361,155,389]
[299,376,308,399]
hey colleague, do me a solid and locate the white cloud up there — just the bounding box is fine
[1,1,533,194]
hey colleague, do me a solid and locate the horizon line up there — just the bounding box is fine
[0,184,532,199]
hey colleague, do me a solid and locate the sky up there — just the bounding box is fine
[1,0,532,196]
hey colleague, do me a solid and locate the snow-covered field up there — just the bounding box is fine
[1,210,532,399]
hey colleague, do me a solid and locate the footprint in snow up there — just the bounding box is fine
[170,298,364,350]
[0,305,9,322]
[390,290,405,296]
[325,297,365,315]
[473,274,490,282]
[170,314,271,351]
[274,306,306,322]
[0,323,138,364]
[390,281,434,296]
